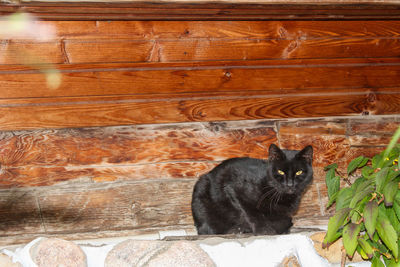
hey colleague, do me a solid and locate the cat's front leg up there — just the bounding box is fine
[254,216,293,235]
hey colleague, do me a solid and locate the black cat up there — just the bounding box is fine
[191,144,313,235]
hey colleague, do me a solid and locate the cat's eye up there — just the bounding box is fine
[277,170,285,175]
[296,170,303,176]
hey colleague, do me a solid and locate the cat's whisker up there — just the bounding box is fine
[256,188,275,210]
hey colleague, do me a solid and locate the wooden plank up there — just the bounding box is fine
[0,93,398,130]
[0,41,64,65]
[279,120,351,177]
[0,189,43,236]
[1,61,400,99]
[64,40,155,64]
[294,183,323,218]
[92,21,400,39]
[37,180,196,233]
[63,38,400,63]
[10,21,399,41]
[1,2,400,20]
[0,121,277,187]
[2,179,324,241]
[0,93,399,130]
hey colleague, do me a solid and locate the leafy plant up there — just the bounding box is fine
[324,126,400,266]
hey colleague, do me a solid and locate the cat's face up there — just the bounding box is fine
[267,144,313,194]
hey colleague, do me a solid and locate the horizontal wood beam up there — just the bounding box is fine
[1,2,400,20]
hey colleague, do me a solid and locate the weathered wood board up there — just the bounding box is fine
[1,2,400,20]
[1,117,398,245]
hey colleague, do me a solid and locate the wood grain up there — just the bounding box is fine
[1,2,400,20]
[3,21,400,65]
[0,41,64,65]
[0,92,398,130]
[63,38,400,63]
[0,121,276,187]
[0,189,42,235]
[1,61,400,99]
[1,16,400,245]
[1,116,398,246]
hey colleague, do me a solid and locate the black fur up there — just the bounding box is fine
[191,144,313,235]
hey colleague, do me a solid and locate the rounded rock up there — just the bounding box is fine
[30,238,87,267]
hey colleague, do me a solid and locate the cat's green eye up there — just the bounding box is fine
[277,170,285,175]
[296,170,303,176]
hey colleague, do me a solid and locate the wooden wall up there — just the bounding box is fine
[1,21,400,130]
[0,15,400,245]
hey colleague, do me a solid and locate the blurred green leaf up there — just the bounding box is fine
[336,187,354,211]
[388,207,400,236]
[349,182,374,209]
[362,165,375,179]
[324,163,338,171]
[382,127,400,166]
[373,154,383,169]
[326,167,340,200]
[386,258,400,267]
[357,245,370,260]
[365,201,379,239]
[324,208,351,247]
[384,180,399,207]
[326,191,339,209]
[348,156,367,175]
[372,255,385,267]
[376,167,390,194]
[343,223,362,258]
[377,206,399,260]
[394,191,400,222]
[358,237,374,259]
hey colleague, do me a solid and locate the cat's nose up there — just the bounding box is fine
[287,179,294,187]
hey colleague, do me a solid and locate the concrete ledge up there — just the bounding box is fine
[1,230,370,267]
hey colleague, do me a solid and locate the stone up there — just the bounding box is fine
[280,255,301,267]
[310,232,363,264]
[147,241,215,267]
[104,240,166,267]
[0,253,22,267]
[30,238,87,267]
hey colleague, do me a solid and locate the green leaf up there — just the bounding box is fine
[372,255,385,267]
[326,191,339,209]
[386,258,400,267]
[382,126,400,166]
[336,187,354,211]
[394,191,400,222]
[388,168,400,182]
[377,206,399,260]
[376,167,390,194]
[322,232,342,249]
[359,156,370,168]
[373,154,383,169]
[343,222,362,258]
[324,163,338,171]
[358,237,374,259]
[348,156,367,175]
[325,167,340,200]
[365,201,379,239]
[349,181,374,209]
[384,180,399,207]
[388,207,400,236]
[324,208,351,247]
[362,165,375,179]
[357,245,370,260]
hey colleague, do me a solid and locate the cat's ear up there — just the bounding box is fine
[268,144,285,161]
[296,145,313,164]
